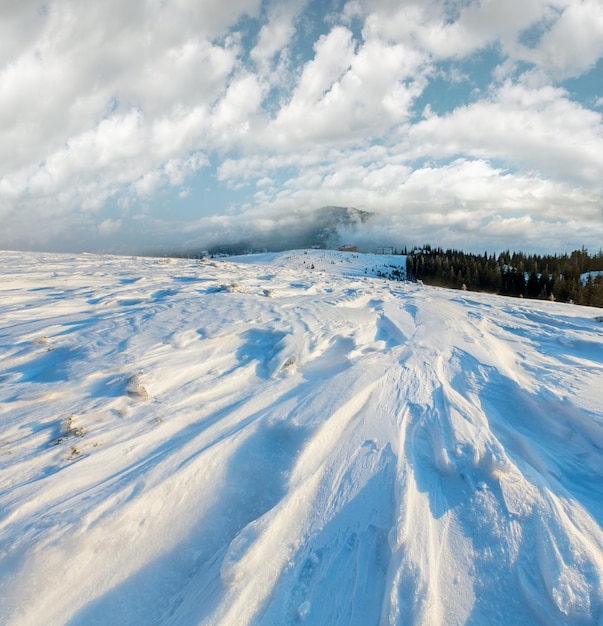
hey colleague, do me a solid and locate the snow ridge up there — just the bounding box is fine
[0,249,602,625]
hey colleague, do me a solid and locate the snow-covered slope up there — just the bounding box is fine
[1,249,602,625]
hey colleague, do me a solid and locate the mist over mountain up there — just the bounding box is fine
[202,206,373,255]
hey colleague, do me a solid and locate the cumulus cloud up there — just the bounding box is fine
[357,0,568,59]
[407,82,603,186]
[98,218,122,236]
[0,0,602,254]
[251,0,308,67]
[516,0,603,78]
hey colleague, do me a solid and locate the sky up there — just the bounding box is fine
[1,0,603,255]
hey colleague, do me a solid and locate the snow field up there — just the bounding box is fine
[0,249,602,625]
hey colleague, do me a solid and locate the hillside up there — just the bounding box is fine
[1,249,602,625]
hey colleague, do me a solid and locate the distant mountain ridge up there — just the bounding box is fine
[207,206,373,254]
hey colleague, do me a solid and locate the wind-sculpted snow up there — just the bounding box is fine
[1,250,602,625]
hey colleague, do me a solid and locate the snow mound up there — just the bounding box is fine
[1,249,602,625]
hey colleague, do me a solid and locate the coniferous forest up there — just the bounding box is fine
[405,246,603,308]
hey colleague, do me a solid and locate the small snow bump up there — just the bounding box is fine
[126,373,149,399]
[283,356,297,370]
[297,601,311,620]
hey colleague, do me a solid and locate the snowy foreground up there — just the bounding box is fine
[1,249,603,626]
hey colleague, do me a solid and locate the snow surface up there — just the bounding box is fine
[1,249,603,626]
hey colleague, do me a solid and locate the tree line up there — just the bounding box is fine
[405,246,603,307]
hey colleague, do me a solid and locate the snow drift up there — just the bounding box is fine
[1,249,602,625]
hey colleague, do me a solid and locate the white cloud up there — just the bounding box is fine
[0,0,252,183]
[1,0,602,254]
[134,171,163,197]
[98,218,122,236]
[268,26,426,147]
[352,0,603,80]
[519,0,603,78]
[7,109,146,200]
[291,26,356,105]
[406,82,603,186]
[252,18,294,65]
[210,73,264,142]
[165,153,209,186]
[207,141,603,254]
[0,2,48,68]
[133,152,210,197]
[169,157,603,254]
[251,0,308,68]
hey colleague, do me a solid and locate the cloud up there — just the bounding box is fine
[134,171,163,197]
[251,0,308,66]
[134,152,210,197]
[0,0,602,254]
[357,0,570,59]
[159,161,603,254]
[0,0,247,174]
[516,0,603,78]
[210,73,264,142]
[98,218,122,236]
[407,81,603,186]
[206,146,603,255]
[262,25,428,149]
